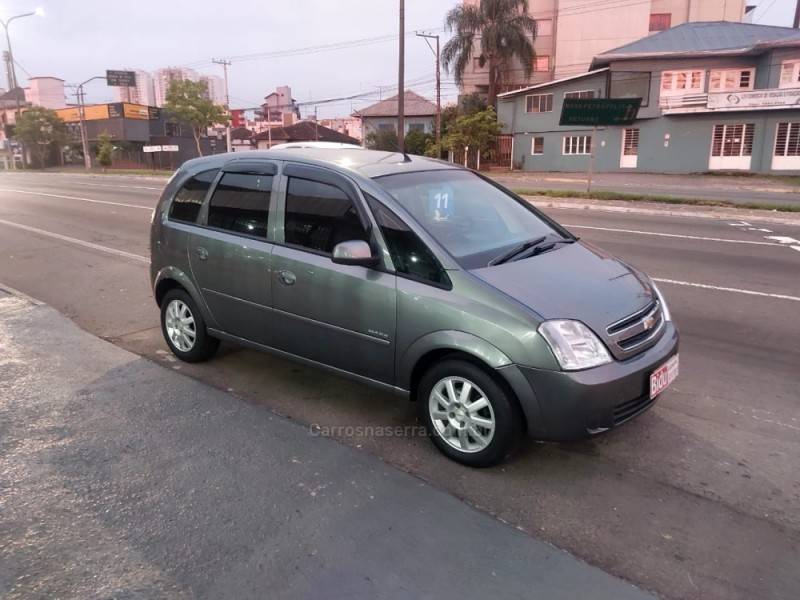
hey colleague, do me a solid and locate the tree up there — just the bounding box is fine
[164,79,228,157]
[15,107,66,168]
[96,131,114,170]
[442,0,537,106]
[404,129,434,156]
[442,107,503,163]
[365,128,398,152]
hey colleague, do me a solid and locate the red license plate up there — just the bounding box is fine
[650,354,679,399]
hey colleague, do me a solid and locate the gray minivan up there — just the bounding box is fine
[150,149,679,467]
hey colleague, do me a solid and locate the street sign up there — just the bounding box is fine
[162,145,179,152]
[559,98,642,127]
[106,70,136,87]
[143,145,162,153]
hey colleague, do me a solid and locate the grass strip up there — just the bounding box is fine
[512,188,800,213]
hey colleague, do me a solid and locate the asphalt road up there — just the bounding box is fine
[490,171,800,207]
[1,171,799,600]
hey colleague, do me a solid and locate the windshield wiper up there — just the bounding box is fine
[489,236,547,266]
[517,237,578,260]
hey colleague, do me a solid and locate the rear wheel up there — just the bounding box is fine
[160,288,219,362]
[418,359,522,467]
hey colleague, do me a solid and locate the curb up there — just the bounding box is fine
[0,283,44,305]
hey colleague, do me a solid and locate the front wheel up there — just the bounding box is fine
[160,288,219,362]
[418,360,522,467]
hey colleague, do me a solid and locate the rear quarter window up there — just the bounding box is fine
[168,169,218,223]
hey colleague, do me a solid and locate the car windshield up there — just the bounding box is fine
[374,169,563,269]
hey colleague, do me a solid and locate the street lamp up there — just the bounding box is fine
[0,8,44,90]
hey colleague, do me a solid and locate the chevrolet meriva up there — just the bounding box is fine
[150,149,679,467]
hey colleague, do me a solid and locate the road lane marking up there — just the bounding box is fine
[653,278,800,302]
[728,222,750,227]
[746,227,772,232]
[1,219,797,303]
[564,224,783,247]
[0,188,152,210]
[0,218,148,264]
[764,235,800,245]
[62,181,163,191]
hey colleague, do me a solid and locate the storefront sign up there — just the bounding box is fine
[143,145,162,153]
[560,98,642,126]
[708,88,800,110]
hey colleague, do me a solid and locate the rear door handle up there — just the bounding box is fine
[278,270,296,286]
[195,247,209,261]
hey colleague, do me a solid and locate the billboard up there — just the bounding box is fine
[559,98,642,127]
[55,104,110,123]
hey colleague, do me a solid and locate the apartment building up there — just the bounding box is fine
[460,0,746,97]
[497,22,800,175]
[199,74,225,106]
[113,70,156,106]
[153,67,199,107]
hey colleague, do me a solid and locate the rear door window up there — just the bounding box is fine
[284,177,368,254]
[207,173,272,238]
[168,169,218,223]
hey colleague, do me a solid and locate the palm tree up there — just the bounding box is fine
[442,0,537,107]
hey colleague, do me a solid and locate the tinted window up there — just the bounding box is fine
[285,177,368,254]
[207,173,272,238]
[366,195,449,287]
[169,169,217,223]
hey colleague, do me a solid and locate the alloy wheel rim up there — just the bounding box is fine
[428,376,495,453]
[165,299,196,352]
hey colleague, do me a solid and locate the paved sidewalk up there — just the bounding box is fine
[0,291,654,600]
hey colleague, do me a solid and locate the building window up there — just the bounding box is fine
[168,169,218,224]
[525,93,553,113]
[531,137,544,155]
[660,70,705,97]
[563,135,592,155]
[284,177,368,255]
[377,123,396,132]
[408,123,425,132]
[649,13,671,32]
[622,128,639,156]
[779,60,800,89]
[533,56,550,72]
[207,173,272,238]
[564,90,595,100]
[709,68,755,92]
[609,71,651,107]
[775,123,800,157]
[536,19,553,36]
[711,124,754,158]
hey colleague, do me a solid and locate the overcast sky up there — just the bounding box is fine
[4,0,798,119]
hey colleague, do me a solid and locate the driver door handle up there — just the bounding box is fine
[195,247,209,261]
[278,270,296,286]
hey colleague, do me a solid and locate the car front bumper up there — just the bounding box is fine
[498,322,679,441]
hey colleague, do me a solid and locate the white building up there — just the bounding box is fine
[153,67,198,107]
[199,74,226,106]
[24,77,66,109]
[113,70,155,106]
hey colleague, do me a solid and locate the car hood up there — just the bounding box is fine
[471,241,655,332]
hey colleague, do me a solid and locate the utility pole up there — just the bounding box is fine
[76,75,104,170]
[212,58,232,153]
[416,32,441,157]
[794,0,800,28]
[397,0,405,153]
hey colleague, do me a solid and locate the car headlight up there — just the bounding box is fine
[652,283,671,322]
[538,320,612,371]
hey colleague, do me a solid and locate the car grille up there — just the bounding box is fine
[606,300,665,359]
[613,393,655,426]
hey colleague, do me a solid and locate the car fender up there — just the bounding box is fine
[153,265,220,330]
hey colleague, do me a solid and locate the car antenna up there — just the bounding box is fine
[391,138,412,163]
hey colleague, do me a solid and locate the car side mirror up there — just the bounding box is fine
[331,240,379,267]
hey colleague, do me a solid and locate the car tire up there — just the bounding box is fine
[418,359,523,467]
[160,288,219,363]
